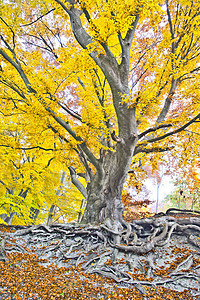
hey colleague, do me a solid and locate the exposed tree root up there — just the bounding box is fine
[0,211,200,298]
[166,208,200,216]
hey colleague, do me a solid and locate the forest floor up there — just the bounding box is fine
[0,210,200,300]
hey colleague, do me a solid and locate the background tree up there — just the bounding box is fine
[165,164,200,210]
[0,116,83,224]
[0,0,199,230]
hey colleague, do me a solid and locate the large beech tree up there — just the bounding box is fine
[0,0,200,230]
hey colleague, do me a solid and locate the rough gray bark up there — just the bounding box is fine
[74,136,137,230]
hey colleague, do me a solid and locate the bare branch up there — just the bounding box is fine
[79,2,91,23]
[57,101,82,121]
[41,20,64,48]
[24,40,58,59]
[135,146,173,155]
[0,145,55,151]
[45,157,54,168]
[21,9,55,27]
[138,124,172,140]
[0,180,6,186]
[148,113,200,143]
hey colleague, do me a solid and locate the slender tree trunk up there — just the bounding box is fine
[30,207,40,221]
[77,199,86,222]
[47,204,55,226]
[4,212,16,225]
[47,172,65,226]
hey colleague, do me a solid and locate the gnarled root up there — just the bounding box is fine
[1,211,200,296]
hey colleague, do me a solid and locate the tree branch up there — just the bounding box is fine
[138,124,173,140]
[134,146,173,155]
[68,166,87,198]
[0,145,55,151]
[54,0,92,50]
[54,0,120,90]
[46,108,102,173]
[21,9,55,27]
[119,15,139,81]
[166,0,175,43]
[57,101,82,121]
[0,48,36,93]
[156,78,177,123]
[0,79,26,99]
[46,108,82,141]
[111,130,122,143]
[0,17,16,51]
[148,113,200,143]
[77,145,93,180]
[48,124,80,154]
[0,40,101,173]
[0,180,6,186]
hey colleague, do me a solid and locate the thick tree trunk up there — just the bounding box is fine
[77,83,138,229]
[81,138,137,230]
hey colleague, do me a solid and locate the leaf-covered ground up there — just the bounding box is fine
[0,211,200,299]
